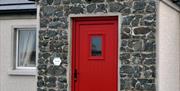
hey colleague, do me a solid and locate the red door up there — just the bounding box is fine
[72,17,118,91]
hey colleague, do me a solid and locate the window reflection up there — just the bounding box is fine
[91,36,102,56]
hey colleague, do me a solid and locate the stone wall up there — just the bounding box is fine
[37,0,157,91]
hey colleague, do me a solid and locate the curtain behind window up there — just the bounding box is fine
[18,30,36,67]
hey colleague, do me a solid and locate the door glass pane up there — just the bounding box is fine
[91,36,102,56]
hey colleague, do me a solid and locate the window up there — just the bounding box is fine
[89,34,104,59]
[15,28,36,69]
[91,36,102,56]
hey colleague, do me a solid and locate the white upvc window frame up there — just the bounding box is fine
[15,27,36,70]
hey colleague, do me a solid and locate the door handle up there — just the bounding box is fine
[74,69,78,82]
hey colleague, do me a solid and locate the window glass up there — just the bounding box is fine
[91,36,102,56]
[17,29,36,68]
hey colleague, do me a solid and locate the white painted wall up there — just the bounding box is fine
[0,15,36,91]
[159,1,180,91]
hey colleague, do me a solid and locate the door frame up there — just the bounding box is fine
[67,13,122,91]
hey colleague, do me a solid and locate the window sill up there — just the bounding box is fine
[8,69,36,76]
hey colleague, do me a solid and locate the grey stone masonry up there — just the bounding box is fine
[38,0,157,91]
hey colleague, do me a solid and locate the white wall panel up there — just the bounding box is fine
[0,15,36,91]
[159,1,180,91]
